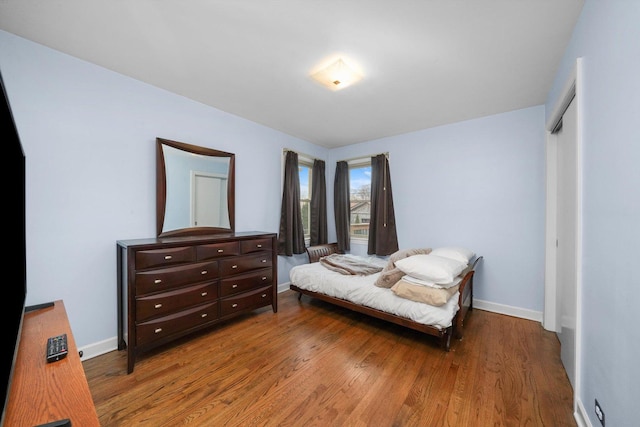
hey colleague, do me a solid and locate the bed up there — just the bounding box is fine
[289,243,482,350]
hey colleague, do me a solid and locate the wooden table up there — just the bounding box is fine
[4,300,99,426]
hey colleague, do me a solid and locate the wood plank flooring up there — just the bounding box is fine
[83,290,576,426]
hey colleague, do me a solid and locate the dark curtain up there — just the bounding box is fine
[367,154,399,256]
[310,159,327,245]
[277,151,305,256]
[334,160,350,253]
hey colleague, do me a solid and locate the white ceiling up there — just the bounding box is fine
[0,0,584,148]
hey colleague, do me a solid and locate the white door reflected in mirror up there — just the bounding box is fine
[192,171,229,228]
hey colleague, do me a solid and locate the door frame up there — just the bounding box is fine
[544,58,583,415]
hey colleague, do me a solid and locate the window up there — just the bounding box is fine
[298,157,313,241]
[349,159,372,240]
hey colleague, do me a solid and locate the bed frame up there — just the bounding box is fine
[290,243,482,351]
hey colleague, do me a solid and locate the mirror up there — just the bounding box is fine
[157,137,235,237]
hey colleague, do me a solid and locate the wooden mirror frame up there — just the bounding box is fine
[156,137,235,237]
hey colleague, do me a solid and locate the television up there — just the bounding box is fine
[0,68,27,426]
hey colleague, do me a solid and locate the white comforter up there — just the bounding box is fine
[289,256,460,330]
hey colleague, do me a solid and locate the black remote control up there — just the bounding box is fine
[46,334,68,363]
[35,419,71,427]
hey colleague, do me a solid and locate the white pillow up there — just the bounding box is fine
[430,247,475,264]
[395,254,467,285]
[401,274,463,289]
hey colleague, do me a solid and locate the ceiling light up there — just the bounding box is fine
[311,58,362,91]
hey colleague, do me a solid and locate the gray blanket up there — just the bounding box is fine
[319,254,384,276]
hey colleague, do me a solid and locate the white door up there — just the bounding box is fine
[555,97,578,389]
[192,172,229,228]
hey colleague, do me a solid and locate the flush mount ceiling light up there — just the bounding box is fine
[311,58,363,91]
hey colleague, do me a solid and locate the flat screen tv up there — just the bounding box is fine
[0,69,27,426]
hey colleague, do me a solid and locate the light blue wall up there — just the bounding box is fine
[328,108,546,311]
[1,27,546,351]
[545,1,640,425]
[0,29,324,351]
[4,2,638,422]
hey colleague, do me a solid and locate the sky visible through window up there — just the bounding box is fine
[350,165,371,196]
[299,164,371,199]
[299,166,309,199]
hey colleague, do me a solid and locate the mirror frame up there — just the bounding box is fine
[156,137,235,237]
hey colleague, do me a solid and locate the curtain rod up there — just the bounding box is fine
[283,148,389,163]
[282,148,317,161]
[339,152,389,164]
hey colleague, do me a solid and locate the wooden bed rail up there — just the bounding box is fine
[297,245,483,351]
[306,243,340,263]
[470,255,483,271]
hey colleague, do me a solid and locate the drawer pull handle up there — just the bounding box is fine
[201,313,208,318]
[154,303,162,309]
[154,328,162,334]
[201,292,207,296]
[262,276,267,281]
[261,259,267,263]
[257,244,262,248]
[261,294,267,298]
[154,279,162,284]
[164,255,172,260]
[232,265,238,269]
[232,303,238,308]
[217,249,224,253]
[201,270,208,275]
[232,284,238,288]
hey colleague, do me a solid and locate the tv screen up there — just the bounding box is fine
[0,69,27,426]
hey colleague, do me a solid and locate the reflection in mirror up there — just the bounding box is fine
[157,138,235,237]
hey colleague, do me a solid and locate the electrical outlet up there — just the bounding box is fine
[595,399,605,427]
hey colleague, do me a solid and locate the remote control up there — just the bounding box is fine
[35,419,71,427]
[46,334,68,363]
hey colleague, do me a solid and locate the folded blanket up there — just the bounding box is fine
[374,247,432,288]
[319,254,384,276]
[391,279,460,306]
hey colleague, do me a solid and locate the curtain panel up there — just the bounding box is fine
[367,154,399,256]
[310,159,328,245]
[334,160,350,253]
[277,151,306,256]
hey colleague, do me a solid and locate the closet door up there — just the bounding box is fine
[556,96,578,389]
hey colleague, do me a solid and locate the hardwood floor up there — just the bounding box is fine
[84,290,576,426]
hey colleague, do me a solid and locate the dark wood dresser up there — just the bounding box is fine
[117,231,277,373]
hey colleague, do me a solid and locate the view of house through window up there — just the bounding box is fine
[298,158,312,240]
[349,160,372,240]
[298,155,372,242]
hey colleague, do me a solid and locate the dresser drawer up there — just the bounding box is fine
[135,246,196,270]
[220,286,272,317]
[136,282,218,322]
[136,302,219,346]
[219,268,272,297]
[219,253,272,276]
[135,261,219,295]
[240,238,272,254]
[118,232,277,373]
[196,241,240,260]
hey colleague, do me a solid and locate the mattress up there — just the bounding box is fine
[289,256,460,329]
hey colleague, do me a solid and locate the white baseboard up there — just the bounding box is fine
[282,283,543,322]
[79,289,544,361]
[473,299,543,323]
[278,282,292,293]
[78,336,119,361]
[575,397,591,427]
[80,286,295,361]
